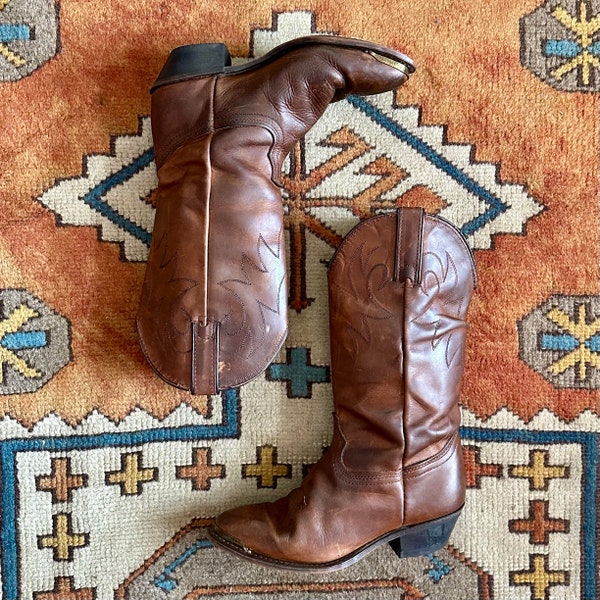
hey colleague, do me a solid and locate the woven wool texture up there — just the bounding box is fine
[0,1,598,599]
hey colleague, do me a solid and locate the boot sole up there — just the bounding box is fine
[207,508,461,573]
[152,35,415,92]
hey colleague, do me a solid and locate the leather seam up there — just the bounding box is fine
[394,208,402,282]
[333,427,403,485]
[215,112,284,185]
[155,125,213,170]
[216,112,283,136]
[212,321,219,392]
[403,432,459,478]
[415,209,424,285]
[394,208,424,285]
[155,77,218,169]
[191,321,197,395]
[332,457,403,485]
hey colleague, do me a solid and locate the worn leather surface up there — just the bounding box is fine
[137,37,412,394]
[210,208,477,566]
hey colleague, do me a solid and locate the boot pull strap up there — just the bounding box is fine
[394,207,424,285]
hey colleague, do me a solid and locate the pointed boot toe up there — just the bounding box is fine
[209,501,291,564]
[212,503,270,542]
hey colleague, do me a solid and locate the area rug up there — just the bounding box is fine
[0,1,598,599]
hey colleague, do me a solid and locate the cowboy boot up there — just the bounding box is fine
[136,36,415,395]
[208,207,477,571]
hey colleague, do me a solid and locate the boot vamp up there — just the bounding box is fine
[213,453,404,565]
[214,45,410,176]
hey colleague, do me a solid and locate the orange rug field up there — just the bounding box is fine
[0,1,598,598]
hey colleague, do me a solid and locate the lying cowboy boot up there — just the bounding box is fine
[136,36,415,395]
[208,207,477,571]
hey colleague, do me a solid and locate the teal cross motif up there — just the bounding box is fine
[267,347,330,398]
[427,553,452,583]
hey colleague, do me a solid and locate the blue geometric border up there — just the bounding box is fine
[348,96,509,238]
[0,389,240,600]
[81,146,154,247]
[43,96,530,263]
[461,426,599,600]
[2,401,593,599]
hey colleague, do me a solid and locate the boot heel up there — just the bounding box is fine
[152,43,232,92]
[389,510,461,558]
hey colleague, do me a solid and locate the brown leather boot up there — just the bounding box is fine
[208,207,477,571]
[136,36,415,394]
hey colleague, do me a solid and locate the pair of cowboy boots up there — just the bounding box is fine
[137,36,477,571]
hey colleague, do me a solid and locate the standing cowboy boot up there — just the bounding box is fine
[136,36,415,395]
[208,207,477,571]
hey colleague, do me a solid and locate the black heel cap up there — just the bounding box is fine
[389,509,461,558]
[152,43,231,92]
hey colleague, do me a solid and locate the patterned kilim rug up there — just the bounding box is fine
[0,1,598,599]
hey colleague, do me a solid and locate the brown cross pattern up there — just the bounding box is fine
[36,457,88,504]
[462,445,503,488]
[33,576,95,600]
[176,447,225,491]
[509,499,570,545]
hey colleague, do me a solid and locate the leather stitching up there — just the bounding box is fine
[155,124,213,170]
[403,432,459,478]
[427,216,477,289]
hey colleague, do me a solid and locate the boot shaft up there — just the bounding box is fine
[328,208,477,472]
